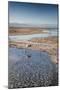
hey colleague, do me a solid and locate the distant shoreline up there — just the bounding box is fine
[9,27,57,35]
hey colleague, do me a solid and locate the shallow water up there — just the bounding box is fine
[9,29,57,41]
[8,47,52,69]
[8,47,58,88]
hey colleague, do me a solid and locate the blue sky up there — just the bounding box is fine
[9,2,58,27]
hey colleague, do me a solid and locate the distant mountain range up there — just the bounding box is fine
[9,23,58,29]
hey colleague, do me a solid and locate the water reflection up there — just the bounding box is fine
[8,47,58,88]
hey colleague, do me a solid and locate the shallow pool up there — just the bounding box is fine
[8,47,58,88]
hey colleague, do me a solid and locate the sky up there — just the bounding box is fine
[9,2,58,27]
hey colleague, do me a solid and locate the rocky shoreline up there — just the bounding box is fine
[9,36,58,64]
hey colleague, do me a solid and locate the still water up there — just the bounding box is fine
[8,47,58,88]
[9,29,58,41]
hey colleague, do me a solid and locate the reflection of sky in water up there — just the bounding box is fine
[9,29,57,41]
[9,47,55,86]
[9,47,53,70]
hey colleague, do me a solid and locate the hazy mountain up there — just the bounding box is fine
[9,23,58,29]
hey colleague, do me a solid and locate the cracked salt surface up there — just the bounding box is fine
[8,47,58,88]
